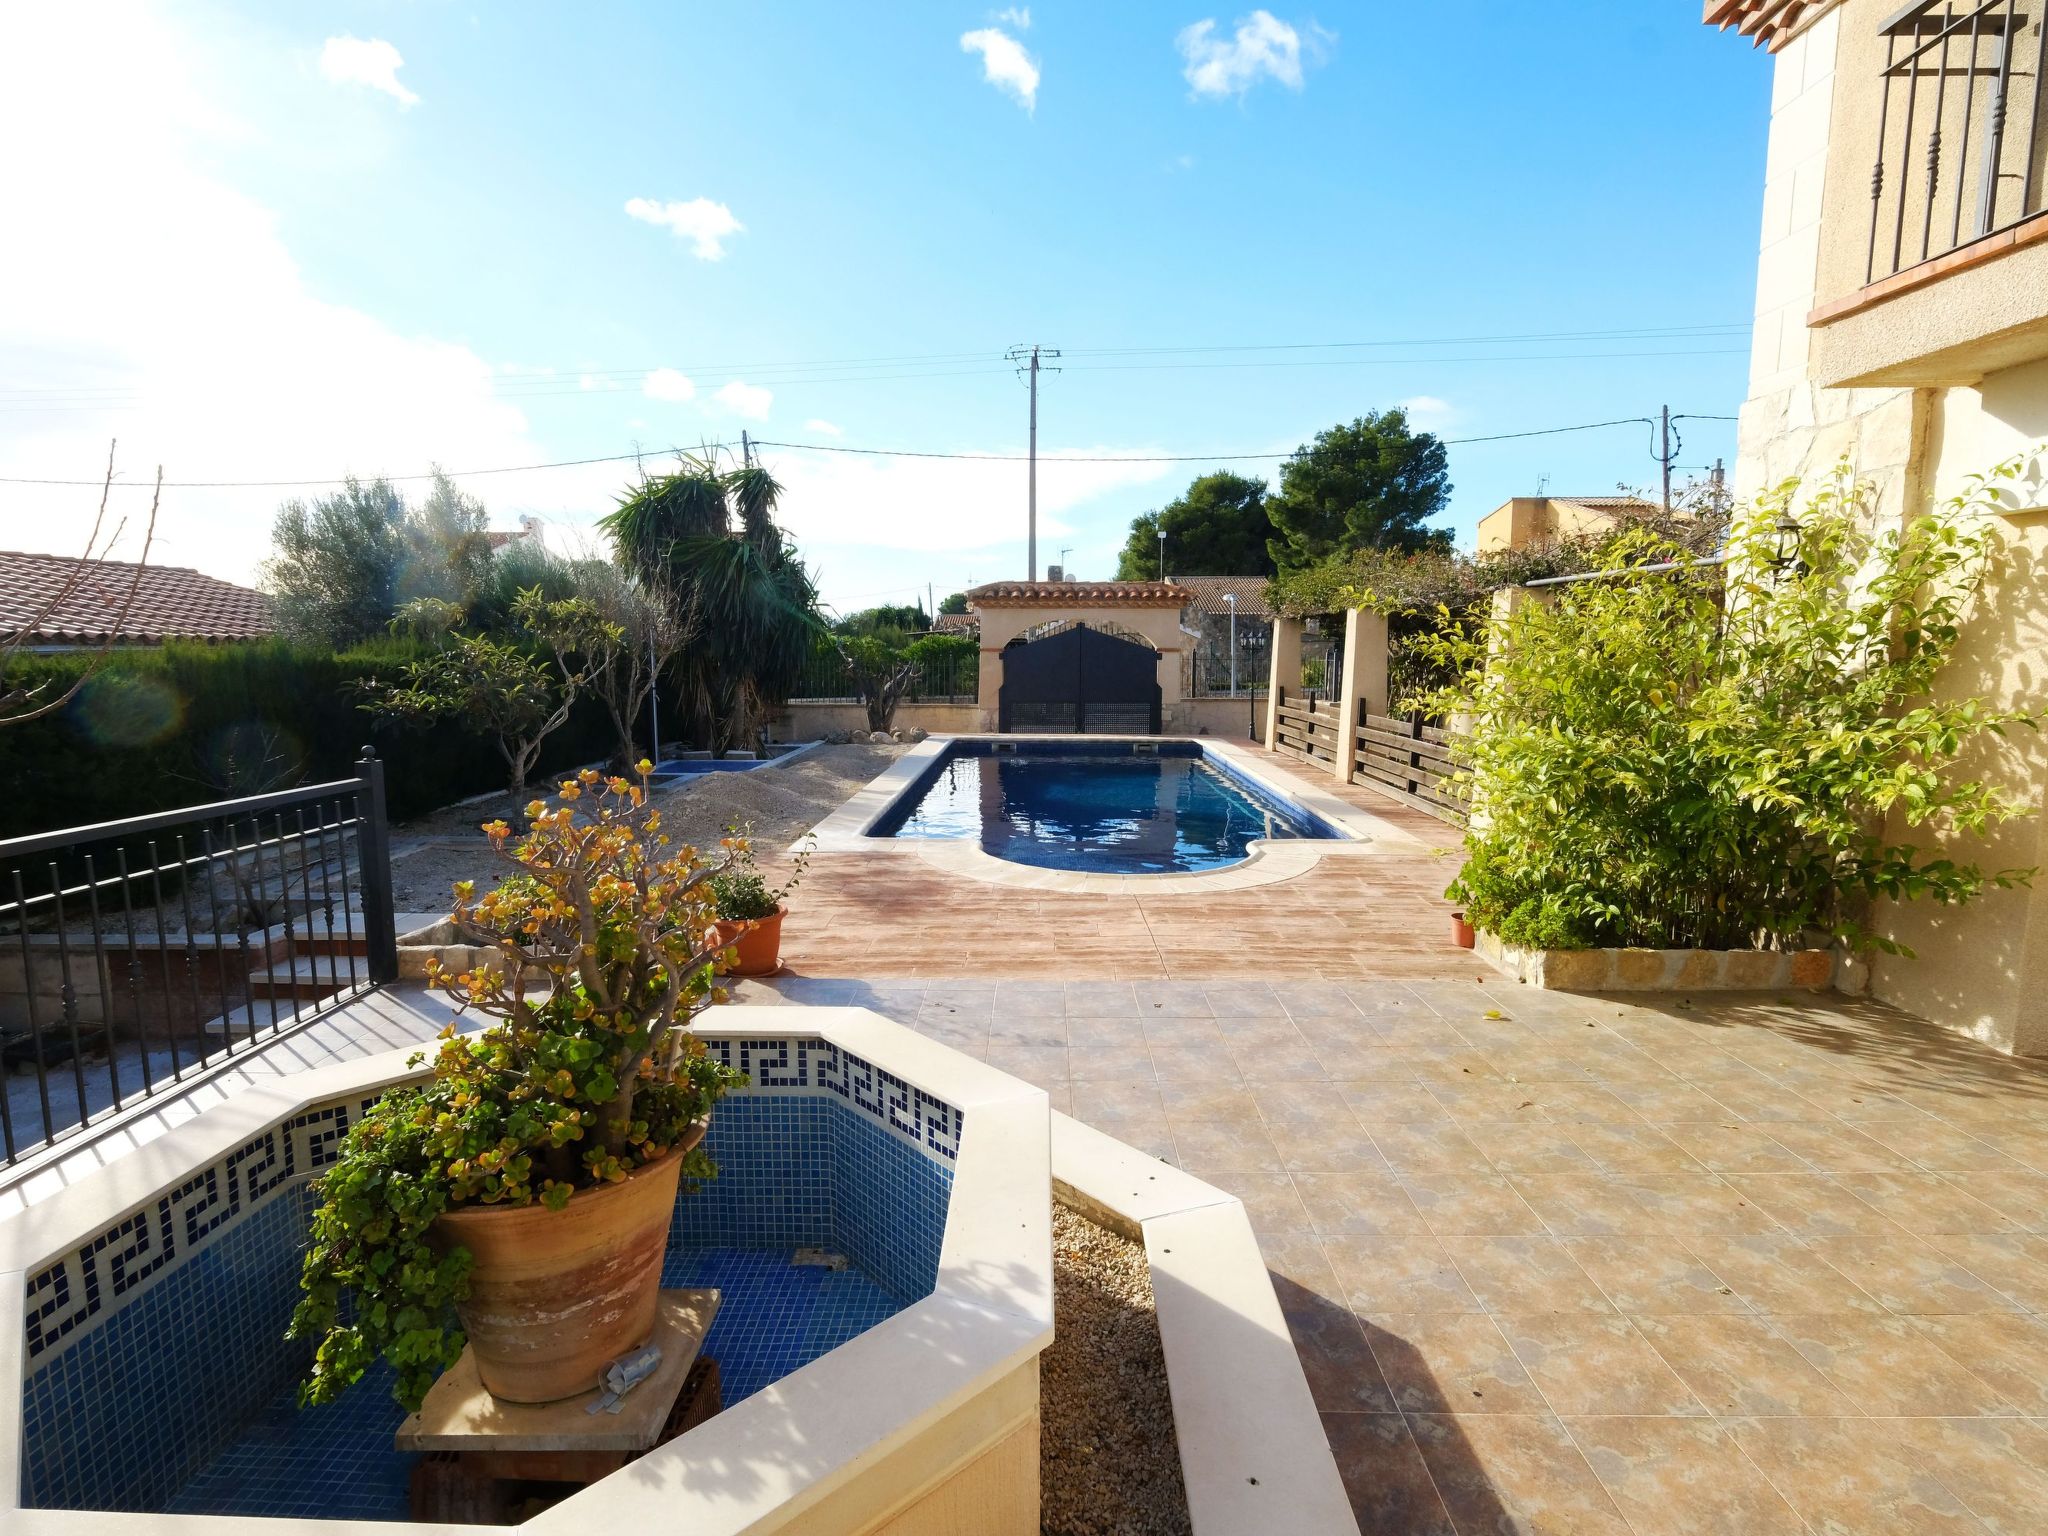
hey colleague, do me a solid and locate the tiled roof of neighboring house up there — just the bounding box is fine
[483,530,524,550]
[933,611,979,632]
[965,580,1192,608]
[1552,496,1667,515]
[0,549,275,645]
[1171,576,1274,621]
[1702,0,1822,52]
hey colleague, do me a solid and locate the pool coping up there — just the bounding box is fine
[0,1004,1053,1536]
[1051,1113,1361,1536]
[797,735,1427,892]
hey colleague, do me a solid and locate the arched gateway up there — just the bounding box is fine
[963,580,1193,734]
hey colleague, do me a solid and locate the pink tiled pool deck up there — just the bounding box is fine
[731,972,2048,1534]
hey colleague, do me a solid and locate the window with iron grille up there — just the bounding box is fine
[1865,1,2047,283]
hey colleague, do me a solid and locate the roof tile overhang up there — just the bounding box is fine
[0,549,274,646]
[965,579,1193,609]
[1702,0,1825,52]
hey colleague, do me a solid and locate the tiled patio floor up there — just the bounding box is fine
[730,972,2048,1535]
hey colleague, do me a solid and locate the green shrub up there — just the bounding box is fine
[0,640,614,836]
[1420,457,2040,954]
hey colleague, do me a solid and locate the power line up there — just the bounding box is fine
[0,413,1742,489]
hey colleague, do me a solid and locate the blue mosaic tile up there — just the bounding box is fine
[19,1074,958,1520]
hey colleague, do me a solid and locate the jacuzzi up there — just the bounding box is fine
[0,1007,1052,1533]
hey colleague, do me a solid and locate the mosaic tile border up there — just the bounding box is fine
[21,1036,964,1370]
[21,1095,376,1367]
[698,1035,965,1166]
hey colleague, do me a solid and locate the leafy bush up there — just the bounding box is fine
[288,770,748,1410]
[709,827,811,922]
[1420,458,2039,954]
[0,640,617,837]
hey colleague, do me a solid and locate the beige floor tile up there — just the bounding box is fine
[1445,1235,1616,1315]
[1399,1174,1548,1237]
[1653,1121,1817,1174]
[1726,1414,1990,1534]
[1561,1235,1750,1314]
[1320,1413,1457,1536]
[1362,1311,1549,1415]
[979,1043,1068,1091]
[1323,1234,1482,1315]
[1368,1121,1496,1176]
[1803,1232,2025,1315]
[1510,1173,1664,1236]
[1760,1119,1923,1173]
[1892,1415,2048,1536]
[1617,1174,1784,1234]
[1496,1312,1708,1416]
[1911,1314,2048,1415]
[1205,1169,1312,1234]
[1264,1118,1390,1174]
[1724,1172,1909,1235]
[1462,1123,1602,1176]
[1773,1311,2015,1416]
[1942,1168,2048,1232]
[1630,1313,1857,1417]
[1680,1232,1887,1315]
[1408,1412,1632,1534]
[1335,1081,1457,1123]
[1926,1233,2048,1312]
[1292,1170,1429,1237]
[1268,1265,1399,1414]
[1166,1117,1285,1174]
[1832,1171,2024,1235]
[1564,1415,1806,1534]
[1567,1122,1710,1175]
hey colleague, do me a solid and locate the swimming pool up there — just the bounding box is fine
[869,740,1340,874]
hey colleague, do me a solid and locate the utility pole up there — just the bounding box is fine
[741,430,754,469]
[1659,405,1672,513]
[1006,344,1061,579]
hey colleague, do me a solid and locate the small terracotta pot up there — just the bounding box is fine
[730,907,786,975]
[431,1125,703,1403]
[1450,911,1477,949]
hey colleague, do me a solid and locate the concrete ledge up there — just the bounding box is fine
[1051,1113,1360,1536]
[1475,929,1836,992]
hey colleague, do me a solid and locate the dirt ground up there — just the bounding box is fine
[386,742,906,913]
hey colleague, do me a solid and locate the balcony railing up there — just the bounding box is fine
[1866,0,2048,284]
[0,751,398,1172]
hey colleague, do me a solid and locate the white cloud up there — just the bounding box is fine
[1177,11,1324,98]
[641,368,696,403]
[714,380,773,420]
[0,7,555,587]
[1400,395,1452,423]
[317,35,419,108]
[623,196,744,260]
[803,418,845,437]
[960,28,1039,112]
[996,6,1032,27]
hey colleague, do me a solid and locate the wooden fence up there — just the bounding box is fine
[1354,711,1462,823]
[1271,691,1342,768]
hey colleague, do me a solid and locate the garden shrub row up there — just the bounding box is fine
[0,640,616,838]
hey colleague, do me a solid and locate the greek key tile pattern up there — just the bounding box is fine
[22,1100,355,1366]
[699,1034,966,1165]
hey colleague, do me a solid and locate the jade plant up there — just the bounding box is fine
[288,766,747,1411]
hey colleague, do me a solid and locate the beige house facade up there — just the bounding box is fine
[1473,495,1665,552]
[1711,0,2048,1053]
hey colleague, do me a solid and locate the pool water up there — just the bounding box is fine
[873,744,1333,873]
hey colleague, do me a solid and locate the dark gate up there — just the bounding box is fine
[998,624,1162,734]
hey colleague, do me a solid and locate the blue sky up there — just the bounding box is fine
[0,4,1774,612]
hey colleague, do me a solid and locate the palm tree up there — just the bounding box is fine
[600,453,820,754]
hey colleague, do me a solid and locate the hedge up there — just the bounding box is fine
[0,640,617,839]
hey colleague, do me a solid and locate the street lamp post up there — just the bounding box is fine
[1223,592,1237,695]
[1157,528,1166,581]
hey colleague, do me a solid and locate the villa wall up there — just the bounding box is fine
[1734,5,2048,1053]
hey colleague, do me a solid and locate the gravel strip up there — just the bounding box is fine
[386,742,906,911]
[1041,1204,1192,1536]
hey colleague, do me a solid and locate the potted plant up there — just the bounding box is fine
[289,766,747,1411]
[709,829,812,977]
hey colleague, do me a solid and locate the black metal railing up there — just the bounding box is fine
[0,749,398,1170]
[1866,0,2047,283]
[789,646,979,703]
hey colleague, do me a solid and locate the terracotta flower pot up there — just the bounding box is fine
[1451,911,1477,949]
[431,1123,704,1403]
[728,907,786,976]
[709,918,747,963]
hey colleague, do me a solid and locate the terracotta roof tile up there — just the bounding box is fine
[1169,575,1274,620]
[1702,0,1820,52]
[0,549,274,645]
[965,579,1192,608]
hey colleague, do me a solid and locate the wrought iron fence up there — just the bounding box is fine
[1866,0,2047,283]
[788,646,978,703]
[0,751,398,1171]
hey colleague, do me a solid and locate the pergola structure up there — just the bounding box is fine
[963,580,1193,732]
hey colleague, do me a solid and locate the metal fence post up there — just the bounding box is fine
[356,747,400,984]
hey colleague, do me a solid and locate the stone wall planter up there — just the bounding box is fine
[1475,928,1836,992]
